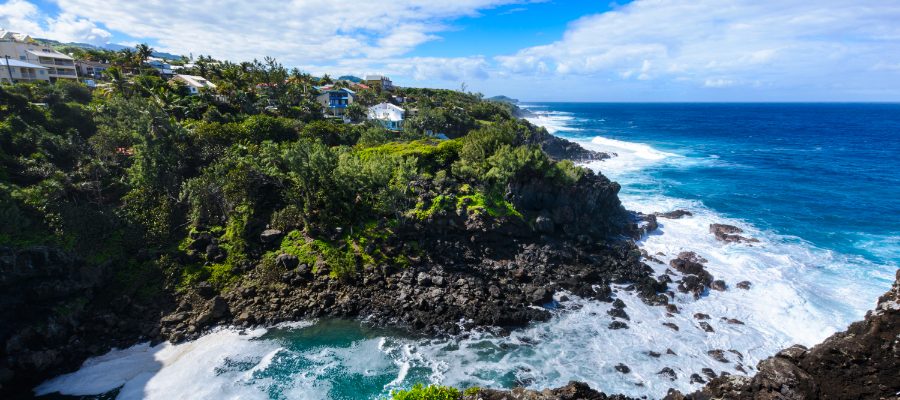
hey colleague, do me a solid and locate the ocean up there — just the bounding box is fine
[36,103,900,399]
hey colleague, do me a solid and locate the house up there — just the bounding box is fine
[147,57,174,76]
[364,74,394,91]
[315,87,356,116]
[0,57,49,83]
[0,30,77,81]
[171,74,217,95]
[75,60,110,79]
[367,102,405,130]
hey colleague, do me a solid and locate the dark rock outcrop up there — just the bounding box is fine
[667,269,900,400]
[516,118,612,163]
[709,224,759,244]
[670,252,714,298]
[0,246,173,397]
[467,381,637,400]
[655,210,693,219]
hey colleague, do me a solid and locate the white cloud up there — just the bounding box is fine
[41,0,523,64]
[0,0,46,36]
[0,0,110,45]
[495,0,900,92]
[3,0,899,99]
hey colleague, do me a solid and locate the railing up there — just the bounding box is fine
[51,69,76,76]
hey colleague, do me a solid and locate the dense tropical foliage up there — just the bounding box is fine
[0,51,585,297]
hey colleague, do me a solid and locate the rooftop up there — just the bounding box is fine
[0,58,47,69]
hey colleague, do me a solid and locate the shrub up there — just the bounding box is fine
[390,383,462,400]
[241,114,297,143]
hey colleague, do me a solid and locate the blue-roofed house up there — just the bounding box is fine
[315,87,356,116]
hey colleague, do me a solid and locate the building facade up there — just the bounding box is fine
[0,58,49,83]
[75,60,110,79]
[316,88,356,116]
[0,31,77,81]
[364,75,394,91]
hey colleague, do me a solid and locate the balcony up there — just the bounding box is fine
[50,69,76,76]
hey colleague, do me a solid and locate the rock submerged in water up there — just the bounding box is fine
[709,223,759,243]
[608,321,629,330]
[670,252,714,298]
[658,367,678,381]
[710,279,727,291]
[654,210,693,219]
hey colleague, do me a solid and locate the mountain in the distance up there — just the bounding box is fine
[35,38,184,60]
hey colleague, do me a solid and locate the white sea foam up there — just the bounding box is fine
[523,109,582,134]
[36,111,897,399]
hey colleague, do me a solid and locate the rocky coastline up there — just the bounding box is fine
[1,163,665,398]
[461,269,900,400]
[2,130,895,400]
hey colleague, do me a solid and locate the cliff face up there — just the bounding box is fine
[0,247,172,397]
[666,269,899,400]
[158,169,661,341]
[1,169,662,398]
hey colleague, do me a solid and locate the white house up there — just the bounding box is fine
[367,102,405,130]
[171,74,217,94]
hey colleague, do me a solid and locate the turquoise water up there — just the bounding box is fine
[38,103,900,400]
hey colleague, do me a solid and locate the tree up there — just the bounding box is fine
[135,43,154,66]
[345,103,366,123]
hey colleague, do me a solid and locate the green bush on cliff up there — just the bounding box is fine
[390,383,462,400]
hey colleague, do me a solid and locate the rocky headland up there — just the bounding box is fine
[0,166,665,398]
[470,269,899,400]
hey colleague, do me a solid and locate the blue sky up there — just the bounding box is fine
[2,0,900,101]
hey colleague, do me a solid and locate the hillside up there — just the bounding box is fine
[0,61,655,397]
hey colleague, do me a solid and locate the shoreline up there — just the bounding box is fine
[17,104,896,400]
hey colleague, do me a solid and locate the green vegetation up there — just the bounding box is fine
[389,383,475,400]
[0,50,587,295]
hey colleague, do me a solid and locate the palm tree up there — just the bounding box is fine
[135,43,154,66]
[117,48,136,71]
[100,67,130,97]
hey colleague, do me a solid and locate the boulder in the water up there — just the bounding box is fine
[655,210,693,219]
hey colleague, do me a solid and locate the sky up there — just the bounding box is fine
[2,0,900,101]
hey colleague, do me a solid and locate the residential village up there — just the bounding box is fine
[0,29,412,131]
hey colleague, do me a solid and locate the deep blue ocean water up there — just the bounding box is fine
[527,103,900,270]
